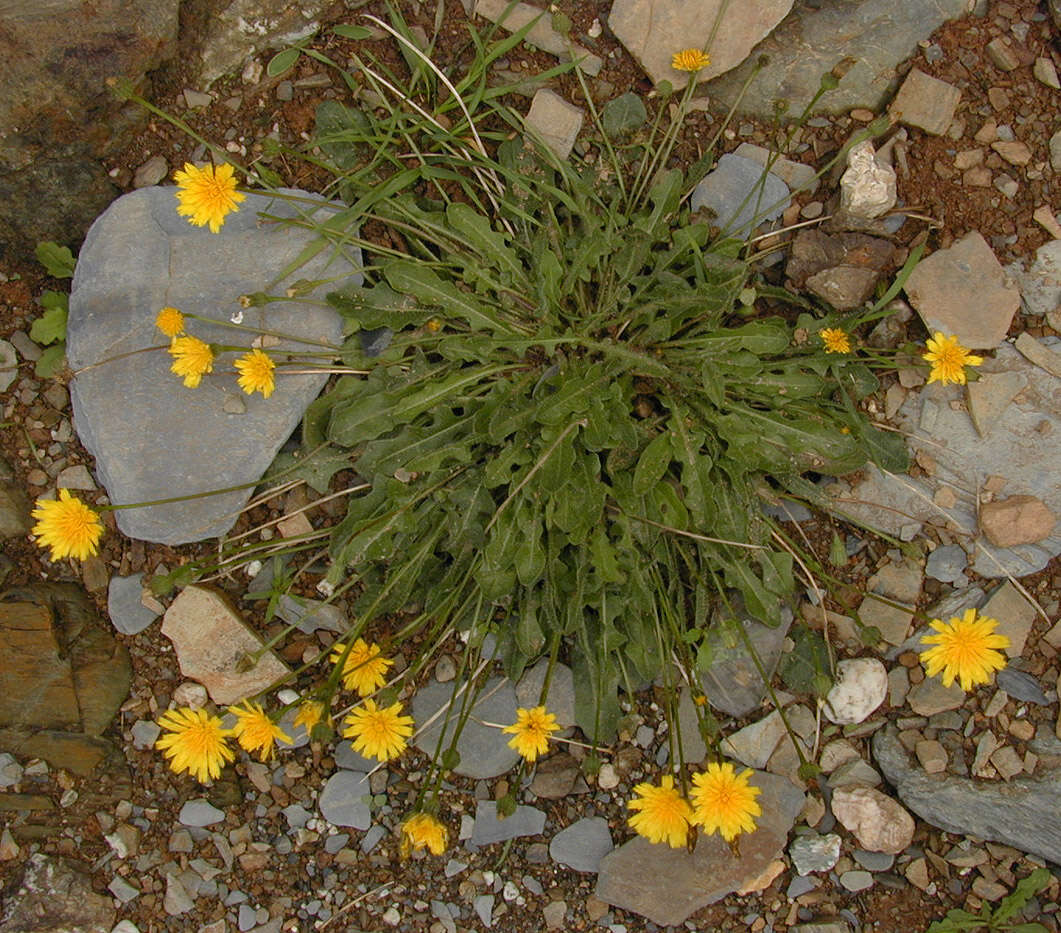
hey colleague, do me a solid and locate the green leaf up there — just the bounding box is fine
[267,47,302,77]
[828,531,848,567]
[572,638,622,744]
[601,92,647,137]
[333,24,373,39]
[30,300,68,345]
[632,432,672,496]
[445,202,524,285]
[514,517,546,586]
[35,242,75,278]
[696,319,791,355]
[857,423,910,473]
[384,261,516,335]
[992,869,1052,924]
[268,444,351,494]
[34,343,66,378]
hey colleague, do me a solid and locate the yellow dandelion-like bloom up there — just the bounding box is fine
[330,639,393,697]
[294,700,326,734]
[31,488,104,561]
[400,812,449,857]
[502,706,559,763]
[672,48,712,73]
[228,700,292,762]
[173,162,245,233]
[922,332,983,386]
[627,774,693,849]
[155,306,186,339]
[690,761,762,842]
[156,706,235,784]
[820,328,851,354]
[342,699,414,762]
[168,335,215,388]
[234,348,276,398]
[919,608,1010,692]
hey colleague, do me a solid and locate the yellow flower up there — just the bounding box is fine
[400,812,449,857]
[156,706,235,784]
[342,699,414,762]
[919,608,1010,692]
[627,774,693,849]
[330,639,393,697]
[173,161,245,233]
[168,335,215,388]
[155,306,186,338]
[228,700,292,762]
[922,332,983,386]
[820,328,851,354]
[294,700,326,734]
[672,48,712,73]
[31,489,104,561]
[234,348,276,398]
[502,706,559,763]
[689,761,762,842]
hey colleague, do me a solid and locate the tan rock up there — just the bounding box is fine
[737,858,786,895]
[161,585,289,705]
[889,68,961,136]
[954,148,983,170]
[967,371,1027,438]
[991,140,1032,166]
[831,784,915,854]
[985,37,1020,71]
[980,495,1056,548]
[914,739,948,773]
[981,581,1037,658]
[905,856,931,890]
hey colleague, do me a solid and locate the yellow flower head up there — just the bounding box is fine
[820,328,851,354]
[627,774,693,849]
[173,161,245,233]
[342,699,414,762]
[502,706,559,763]
[400,812,449,857]
[672,48,712,73]
[294,700,326,734]
[31,488,104,561]
[234,348,276,398]
[922,332,983,386]
[228,700,292,762]
[155,306,186,339]
[168,335,215,388]
[919,608,1010,692]
[156,706,235,784]
[330,639,393,697]
[690,761,762,842]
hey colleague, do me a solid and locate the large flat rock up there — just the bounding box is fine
[68,185,360,544]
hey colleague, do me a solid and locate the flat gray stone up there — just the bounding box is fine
[995,668,1049,706]
[549,817,613,873]
[699,605,793,718]
[691,153,790,238]
[515,661,576,729]
[412,677,520,779]
[334,742,377,772]
[525,90,583,161]
[470,800,546,846]
[906,674,964,717]
[178,799,225,827]
[130,719,161,750]
[873,726,1061,864]
[828,341,1061,578]
[108,876,141,904]
[68,186,359,545]
[609,0,793,89]
[788,832,841,874]
[276,595,345,634]
[720,709,786,770]
[705,0,972,118]
[318,771,371,830]
[925,545,968,583]
[108,573,159,635]
[904,231,1018,349]
[839,869,874,892]
[595,771,804,926]
[1006,239,1061,318]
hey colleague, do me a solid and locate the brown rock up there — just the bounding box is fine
[991,140,1033,166]
[830,784,915,854]
[981,581,1037,658]
[0,853,114,932]
[162,585,289,705]
[985,37,1021,71]
[963,166,993,187]
[889,68,961,135]
[980,495,1056,548]
[530,753,580,799]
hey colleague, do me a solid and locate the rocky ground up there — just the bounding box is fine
[2,1,1061,932]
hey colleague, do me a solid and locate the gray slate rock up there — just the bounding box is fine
[829,341,1061,578]
[470,800,546,846]
[515,660,576,729]
[412,677,520,779]
[595,771,804,926]
[925,544,968,583]
[549,817,613,873]
[691,153,790,238]
[334,742,378,772]
[706,0,974,118]
[788,832,841,874]
[178,799,225,827]
[699,604,793,717]
[67,186,360,544]
[873,726,1061,863]
[108,573,160,635]
[994,668,1049,706]
[276,594,345,634]
[318,771,371,830]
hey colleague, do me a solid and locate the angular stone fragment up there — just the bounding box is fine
[903,231,1020,349]
[980,496,1056,549]
[981,582,1036,658]
[475,0,602,75]
[608,0,794,89]
[823,658,887,725]
[830,783,914,854]
[967,371,1026,438]
[161,585,289,705]
[525,89,583,160]
[889,68,961,135]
